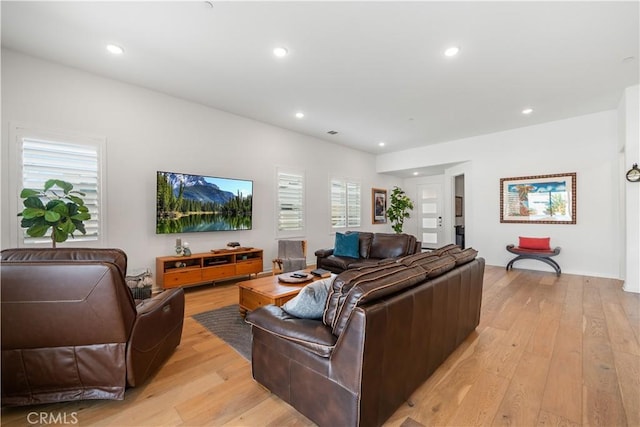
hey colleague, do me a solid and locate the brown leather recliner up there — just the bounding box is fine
[1,248,185,406]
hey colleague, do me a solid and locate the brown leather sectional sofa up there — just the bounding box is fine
[247,244,484,427]
[1,248,185,406]
[315,231,420,273]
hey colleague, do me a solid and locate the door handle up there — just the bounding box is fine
[438,216,442,226]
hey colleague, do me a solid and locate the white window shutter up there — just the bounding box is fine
[20,137,101,244]
[277,169,305,232]
[331,178,361,229]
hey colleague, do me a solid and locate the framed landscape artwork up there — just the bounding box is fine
[372,188,387,224]
[500,172,576,224]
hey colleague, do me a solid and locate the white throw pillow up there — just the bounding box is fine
[282,275,336,319]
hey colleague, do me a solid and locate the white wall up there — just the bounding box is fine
[619,85,640,292]
[1,49,401,274]
[378,111,622,279]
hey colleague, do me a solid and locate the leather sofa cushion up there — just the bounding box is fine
[399,252,440,266]
[369,233,414,259]
[319,255,361,272]
[416,255,457,278]
[247,305,337,358]
[451,248,479,266]
[348,259,396,269]
[323,264,403,328]
[431,244,461,256]
[324,263,427,336]
[404,248,476,278]
[2,264,135,349]
[352,231,373,259]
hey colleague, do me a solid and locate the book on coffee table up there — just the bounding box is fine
[310,268,331,278]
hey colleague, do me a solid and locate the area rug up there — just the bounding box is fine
[192,304,251,360]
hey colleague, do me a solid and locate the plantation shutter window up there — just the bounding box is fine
[277,169,305,233]
[20,137,102,245]
[346,181,361,227]
[331,178,361,229]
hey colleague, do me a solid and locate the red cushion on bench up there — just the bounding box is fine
[512,247,555,254]
[518,236,551,251]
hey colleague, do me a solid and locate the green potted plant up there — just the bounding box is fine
[386,186,414,234]
[18,179,91,248]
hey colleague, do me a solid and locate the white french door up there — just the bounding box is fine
[417,183,444,250]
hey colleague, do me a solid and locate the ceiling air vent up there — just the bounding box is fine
[327,130,338,135]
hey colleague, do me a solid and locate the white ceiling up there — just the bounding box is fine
[2,1,639,156]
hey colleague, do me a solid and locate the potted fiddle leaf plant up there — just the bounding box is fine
[18,179,91,248]
[386,186,414,234]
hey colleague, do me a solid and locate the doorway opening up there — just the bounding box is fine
[454,174,465,248]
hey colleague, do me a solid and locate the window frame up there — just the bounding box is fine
[8,123,107,248]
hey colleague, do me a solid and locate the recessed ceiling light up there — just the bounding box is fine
[413,172,419,176]
[522,108,534,115]
[295,112,304,119]
[106,44,124,55]
[273,47,288,58]
[444,46,460,57]
[378,142,385,147]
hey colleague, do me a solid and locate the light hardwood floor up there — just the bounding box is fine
[2,266,639,426]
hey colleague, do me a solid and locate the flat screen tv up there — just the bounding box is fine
[156,171,253,234]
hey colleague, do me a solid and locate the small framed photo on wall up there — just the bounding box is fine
[372,188,387,224]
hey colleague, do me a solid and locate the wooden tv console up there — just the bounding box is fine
[156,248,263,289]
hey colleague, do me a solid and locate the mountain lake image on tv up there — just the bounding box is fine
[156,171,253,234]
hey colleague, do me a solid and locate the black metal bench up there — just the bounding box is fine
[506,244,561,276]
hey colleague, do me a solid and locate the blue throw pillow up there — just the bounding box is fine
[333,232,360,258]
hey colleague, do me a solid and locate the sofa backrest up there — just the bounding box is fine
[369,233,417,259]
[324,245,479,336]
[345,231,374,259]
[1,247,129,274]
[1,248,136,350]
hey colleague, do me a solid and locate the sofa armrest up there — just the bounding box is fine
[126,288,185,387]
[314,248,334,258]
[246,305,337,358]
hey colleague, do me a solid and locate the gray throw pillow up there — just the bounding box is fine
[282,276,335,319]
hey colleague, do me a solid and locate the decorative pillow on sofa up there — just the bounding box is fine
[333,232,360,258]
[518,236,551,250]
[282,276,336,319]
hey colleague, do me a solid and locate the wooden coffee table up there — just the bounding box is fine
[238,271,318,317]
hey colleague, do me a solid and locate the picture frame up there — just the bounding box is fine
[500,172,576,224]
[455,196,463,217]
[372,188,387,224]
